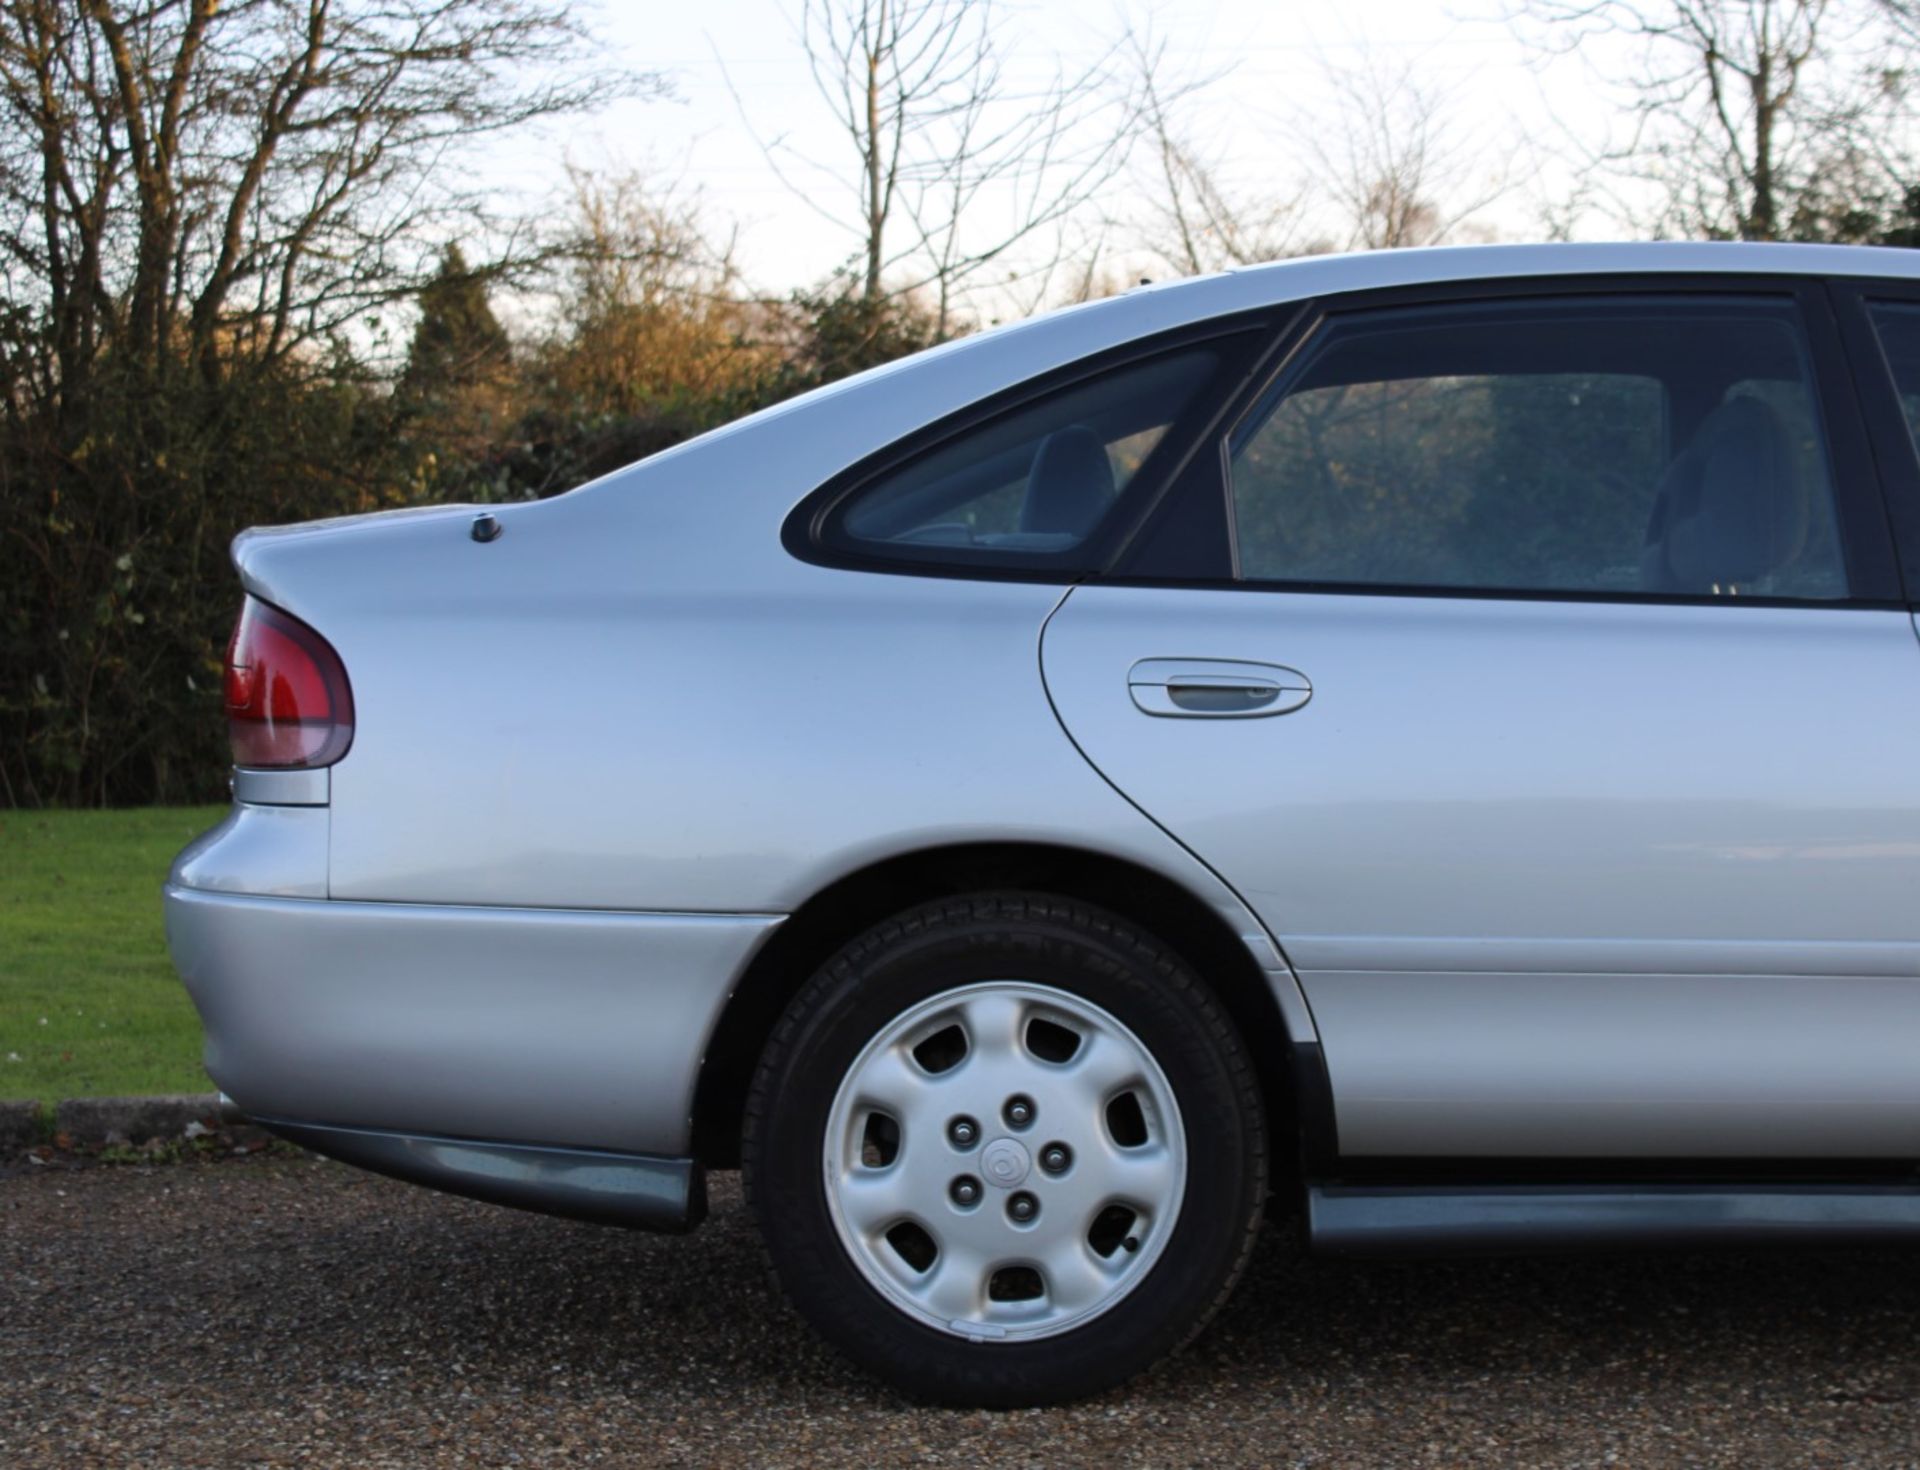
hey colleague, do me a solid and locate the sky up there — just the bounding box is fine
[484,0,1641,312]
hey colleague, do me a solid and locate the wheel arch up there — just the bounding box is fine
[691,840,1305,1175]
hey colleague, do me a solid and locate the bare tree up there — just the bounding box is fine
[559,166,742,328]
[0,0,656,406]
[1311,60,1511,251]
[1125,28,1313,275]
[1508,0,1896,240]
[1122,36,1504,277]
[730,0,1131,335]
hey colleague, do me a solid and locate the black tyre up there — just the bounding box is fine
[743,893,1267,1406]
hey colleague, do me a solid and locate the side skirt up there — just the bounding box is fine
[1309,1180,1920,1256]
[261,1117,707,1233]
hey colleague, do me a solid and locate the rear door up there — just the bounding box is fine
[1042,278,1920,1162]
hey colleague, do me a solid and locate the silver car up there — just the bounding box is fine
[166,242,1920,1405]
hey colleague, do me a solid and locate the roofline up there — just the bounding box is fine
[1218,239,1920,289]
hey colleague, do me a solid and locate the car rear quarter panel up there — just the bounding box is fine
[306,523,1228,918]
[228,286,1309,925]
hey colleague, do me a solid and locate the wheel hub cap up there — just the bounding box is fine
[822,981,1187,1343]
[981,1137,1030,1188]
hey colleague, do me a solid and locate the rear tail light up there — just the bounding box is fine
[223,597,354,768]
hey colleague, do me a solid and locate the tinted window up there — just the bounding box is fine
[1229,299,1848,600]
[831,348,1223,560]
[1868,301,1920,453]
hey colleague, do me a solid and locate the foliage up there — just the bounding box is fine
[0,0,649,806]
[0,351,418,806]
[460,169,789,499]
[401,246,512,408]
[780,286,947,389]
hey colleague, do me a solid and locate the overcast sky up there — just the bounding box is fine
[488,1,1640,309]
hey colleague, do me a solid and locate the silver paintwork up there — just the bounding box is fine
[250,530,1291,922]
[823,982,1184,1341]
[1043,589,1920,1157]
[1301,970,1920,1157]
[164,885,778,1154]
[171,802,328,899]
[162,243,1920,1233]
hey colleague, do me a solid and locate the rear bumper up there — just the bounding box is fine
[162,884,782,1165]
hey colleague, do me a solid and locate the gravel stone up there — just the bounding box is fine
[5,1158,1920,1466]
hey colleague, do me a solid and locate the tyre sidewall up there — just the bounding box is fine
[749,900,1264,1405]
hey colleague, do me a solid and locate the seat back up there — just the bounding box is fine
[1641,396,1810,593]
[1019,427,1115,539]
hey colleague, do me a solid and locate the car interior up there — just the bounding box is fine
[838,301,1849,601]
[838,347,1223,552]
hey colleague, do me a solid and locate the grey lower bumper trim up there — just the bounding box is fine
[1309,1181,1920,1256]
[262,1118,706,1233]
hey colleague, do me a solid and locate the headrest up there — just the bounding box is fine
[1642,396,1809,593]
[1020,426,1115,539]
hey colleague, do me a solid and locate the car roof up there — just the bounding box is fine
[1084,240,1920,330]
[1221,238,1920,293]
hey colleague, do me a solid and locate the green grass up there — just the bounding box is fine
[0,806,225,1100]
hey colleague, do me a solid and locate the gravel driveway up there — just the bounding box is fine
[5,1155,1920,1467]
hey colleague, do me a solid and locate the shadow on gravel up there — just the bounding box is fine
[166,1166,1920,1405]
[9,1159,1920,1464]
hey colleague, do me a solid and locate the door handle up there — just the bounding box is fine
[1128,659,1312,719]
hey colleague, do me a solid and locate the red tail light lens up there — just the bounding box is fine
[224,598,354,768]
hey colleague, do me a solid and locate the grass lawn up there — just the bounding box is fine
[1,806,225,1100]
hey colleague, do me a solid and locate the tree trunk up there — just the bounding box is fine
[864,2,887,302]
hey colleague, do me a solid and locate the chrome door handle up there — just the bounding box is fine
[1128,659,1312,719]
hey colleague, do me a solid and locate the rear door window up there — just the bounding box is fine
[1227,297,1850,600]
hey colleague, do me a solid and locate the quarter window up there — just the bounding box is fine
[1228,299,1849,600]
[827,346,1227,563]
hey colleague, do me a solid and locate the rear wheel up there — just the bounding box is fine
[743,893,1267,1406]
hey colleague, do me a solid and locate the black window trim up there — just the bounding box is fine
[781,308,1297,585]
[1109,271,1909,611]
[1826,279,1920,605]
